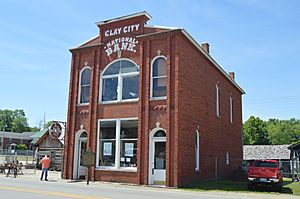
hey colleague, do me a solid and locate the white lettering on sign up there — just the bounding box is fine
[104,37,138,56]
[104,24,140,37]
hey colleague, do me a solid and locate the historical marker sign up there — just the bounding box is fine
[83,148,95,167]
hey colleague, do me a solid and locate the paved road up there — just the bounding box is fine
[0,174,299,199]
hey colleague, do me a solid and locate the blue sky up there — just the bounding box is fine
[0,0,299,127]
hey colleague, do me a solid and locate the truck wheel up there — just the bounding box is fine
[275,181,283,192]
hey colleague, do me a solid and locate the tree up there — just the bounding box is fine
[0,109,30,133]
[266,118,300,144]
[17,144,27,150]
[243,116,270,145]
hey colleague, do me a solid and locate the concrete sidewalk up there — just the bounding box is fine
[3,169,64,182]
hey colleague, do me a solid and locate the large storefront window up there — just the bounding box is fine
[98,119,138,170]
[101,59,139,103]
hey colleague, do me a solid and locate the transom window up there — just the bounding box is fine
[151,57,167,99]
[101,59,139,103]
[79,67,91,104]
[98,119,138,169]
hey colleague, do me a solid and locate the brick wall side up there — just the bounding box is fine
[176,35,243,186]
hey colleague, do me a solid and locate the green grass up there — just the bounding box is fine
[182,178,300,196]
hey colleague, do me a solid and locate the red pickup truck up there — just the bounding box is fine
[247,160,283,191]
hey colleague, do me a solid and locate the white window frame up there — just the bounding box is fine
[99,58,139,104]
[96,117,138,172]
[226,151,230,165]
[195,130,200,171]
[78,66,91,106]
[150,55,167,100]
[230,95,233,123]
[216,82,220,117]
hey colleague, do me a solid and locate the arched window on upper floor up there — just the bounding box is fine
[78,67,91,104]
[151,56,167,99]
[100,59,139,103]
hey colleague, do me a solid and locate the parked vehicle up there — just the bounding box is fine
[247,160,283,191]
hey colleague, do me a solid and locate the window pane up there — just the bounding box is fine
[81,69,91,85]
[120,120,138,139]
[103,61,120,75]
[154,142,166,169]
[99,140,116,166]
[80,85,90,103]
[153,77,166,97]
[102,77,118,101]
[120,60,138,73]
[153,58,166,77]
[154,130,166,137]
[79,141,87,166]
[120,140,137,167]
[99,121,116,139]
[80,132,87,138]
[122,76,139,100]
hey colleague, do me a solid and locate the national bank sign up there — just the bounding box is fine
[104,23,140,56]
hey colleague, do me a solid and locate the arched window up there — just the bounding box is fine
[216,82,220,117]
[80,132,87,138]
[151,57,167,99]
[154,130,166,137]
[195,130,200,171]
[79,67,91,104]
[101,59,139,103]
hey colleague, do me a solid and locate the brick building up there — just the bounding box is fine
[63,11,245,187]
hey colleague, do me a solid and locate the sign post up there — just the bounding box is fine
[83,148,95,185]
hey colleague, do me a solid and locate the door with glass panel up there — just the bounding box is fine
[77,132,87,179]
[150,130,166,185]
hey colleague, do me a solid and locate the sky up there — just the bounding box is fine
[0,0,299,127]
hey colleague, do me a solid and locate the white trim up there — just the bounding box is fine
[70,35,99,50]
[78,66,91,105]
[99,58,139,104]
[148,127,166,185]
[96,118,138,170]
[181,30,245,94]
[144,25,181,30]
[95,11,152,26]
[73,130,87,179]
[150,55,167,100]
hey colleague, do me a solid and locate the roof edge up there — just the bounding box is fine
[181,29,245,94]
[95,11,152,26]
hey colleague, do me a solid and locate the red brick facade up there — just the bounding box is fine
[63,12,244,187]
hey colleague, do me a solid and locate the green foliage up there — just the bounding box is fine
[17,144,27,150]
[45,121,54,128]
[243,116,300,145]
[243,116,269,145]
[0,109,30,133]
[266,118,300,144]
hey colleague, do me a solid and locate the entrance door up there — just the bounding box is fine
[149,130,166,185]
[77,133,87,179]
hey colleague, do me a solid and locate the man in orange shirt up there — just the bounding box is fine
[39,155,51,181]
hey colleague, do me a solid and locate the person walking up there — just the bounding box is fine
[39,155,51,181]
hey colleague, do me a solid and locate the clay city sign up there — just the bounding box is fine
[104,23,140,56]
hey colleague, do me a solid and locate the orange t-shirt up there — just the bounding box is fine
[40,157,51,169]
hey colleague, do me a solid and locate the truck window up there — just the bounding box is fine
[253,161,277,168]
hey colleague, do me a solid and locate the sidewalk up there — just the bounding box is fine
[4,169,64,182]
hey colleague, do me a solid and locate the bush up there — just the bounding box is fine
[17,144,27,150]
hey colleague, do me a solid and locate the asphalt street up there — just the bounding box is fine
[0,172,298,199]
